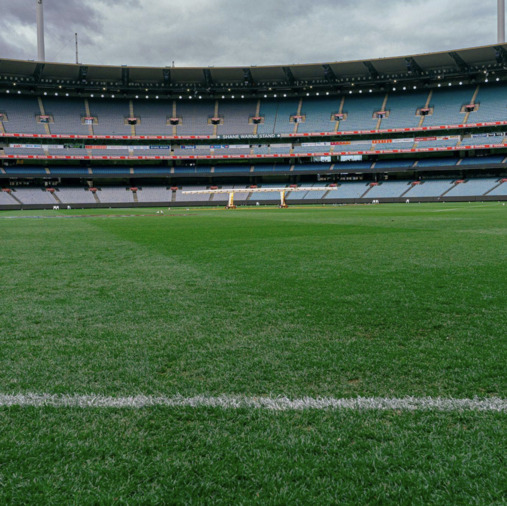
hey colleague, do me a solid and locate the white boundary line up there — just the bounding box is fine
[0,394,505,412]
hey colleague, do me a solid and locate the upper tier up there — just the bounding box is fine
[0,83,505,139]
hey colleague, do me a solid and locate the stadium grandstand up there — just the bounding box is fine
[0,43,506,208]
[2,0,507,503]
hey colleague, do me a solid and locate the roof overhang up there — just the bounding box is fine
[0,43,505,96]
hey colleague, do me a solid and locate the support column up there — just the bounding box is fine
[279,190,288,208]
[226,192,236,209]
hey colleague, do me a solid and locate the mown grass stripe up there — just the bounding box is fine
[0,394,505,411]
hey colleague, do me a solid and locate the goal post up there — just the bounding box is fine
[182,187,330,208]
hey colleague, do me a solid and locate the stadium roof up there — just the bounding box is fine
[1,43,506,95]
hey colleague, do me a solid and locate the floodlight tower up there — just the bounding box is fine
[500,0,506,43]
[36,0,45,61]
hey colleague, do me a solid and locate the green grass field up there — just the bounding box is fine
[0,203,505,503]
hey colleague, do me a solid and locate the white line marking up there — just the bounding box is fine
[0,394,505,411]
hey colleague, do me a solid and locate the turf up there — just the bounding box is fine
[0,203,506,503]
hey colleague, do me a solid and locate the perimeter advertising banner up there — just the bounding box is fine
[218,134,282,140]
[9,144,44,149]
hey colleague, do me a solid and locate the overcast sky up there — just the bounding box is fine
[0,0,503,68]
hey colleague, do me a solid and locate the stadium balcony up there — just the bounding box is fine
[0,83,505,143]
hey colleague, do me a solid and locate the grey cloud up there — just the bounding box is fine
[0,0,501,67]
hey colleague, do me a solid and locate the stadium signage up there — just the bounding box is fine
[1,121,506,142]
[372,139,393,144]
[5,134,474,154]
[219,134,282,140]
[471,132,505,138]
[1,144,505,162]
[10,143,43,149]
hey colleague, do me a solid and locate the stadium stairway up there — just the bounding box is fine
[360,184,374,199]
[293,98,303,134]
[464,85,480,124]
[132,189,139,203]
[440,180,462,197]
[84,99,94,135]
[376,94,389,130]
[483,179,506,196]
[51,190,62,205]
[418,90,433,129]
[253,100,261,136]
[7,190,22,205]
[334,97,345,132]
[213,101,220,137]
[129,100,136,136]
[399,183,415,198]
[37,97,51,135]
[272,103,280,135]
[321,188,332,199]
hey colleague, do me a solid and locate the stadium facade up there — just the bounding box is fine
[0,43,506,209]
